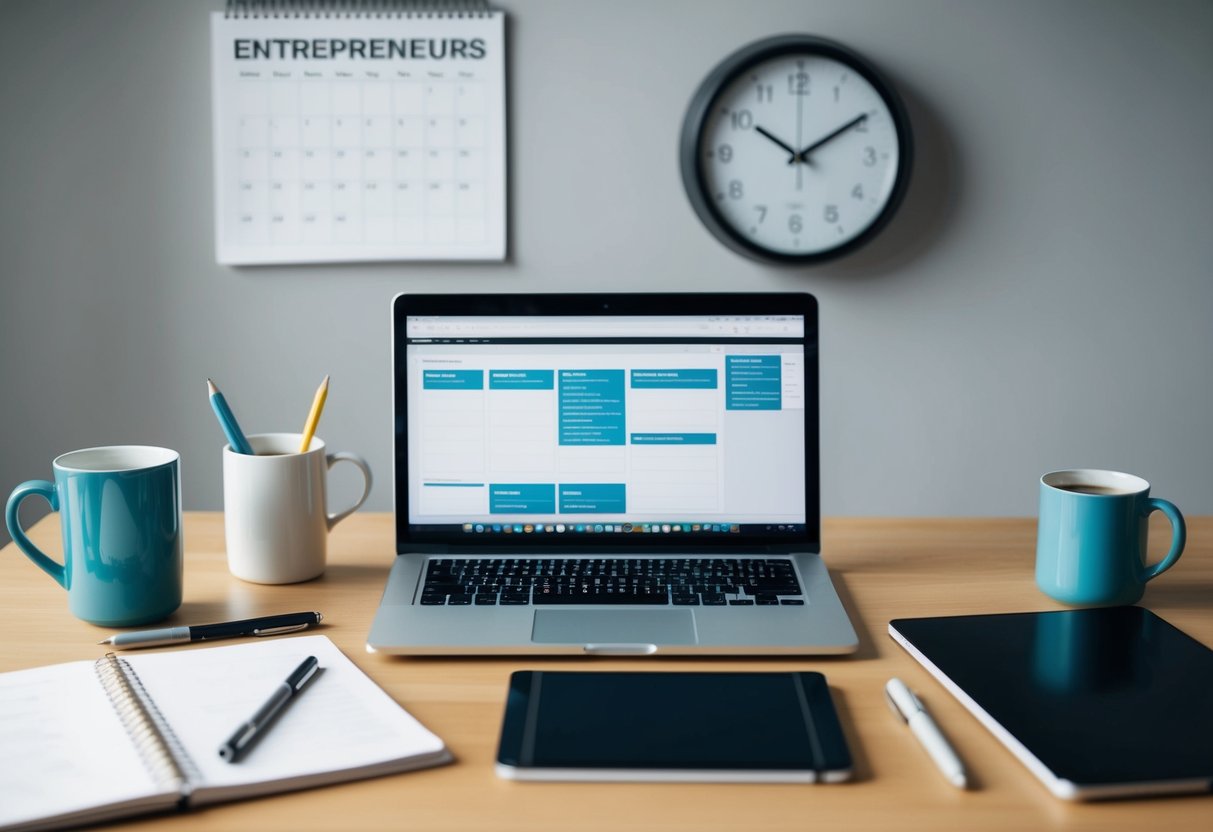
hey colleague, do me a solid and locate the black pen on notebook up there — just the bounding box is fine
[219,655,320,763]
[98,612,323,649]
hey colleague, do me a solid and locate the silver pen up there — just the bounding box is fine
[885,677,968,789]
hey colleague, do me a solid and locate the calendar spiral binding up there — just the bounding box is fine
[94,653,202,804]
[225,0,493,19]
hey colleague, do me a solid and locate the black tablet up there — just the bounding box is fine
[889,606,1213,800]
[496,670,852,782]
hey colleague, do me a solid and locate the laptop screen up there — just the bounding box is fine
[393,294,819,551]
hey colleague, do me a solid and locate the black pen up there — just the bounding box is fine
[219,655,320,763]
[98,612,323,649]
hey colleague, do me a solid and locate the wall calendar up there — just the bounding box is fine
[211,1,505,264]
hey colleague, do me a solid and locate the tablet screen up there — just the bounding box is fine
[891,606,1213,790]
[498,670,850,774]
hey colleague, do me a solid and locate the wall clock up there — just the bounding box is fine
[680,34,913,265]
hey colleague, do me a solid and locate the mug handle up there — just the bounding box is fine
[325,452,373,530]
[1140,497,1186,583]
[5,480,66,588]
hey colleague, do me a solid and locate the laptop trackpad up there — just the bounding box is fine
[531,610,697,647]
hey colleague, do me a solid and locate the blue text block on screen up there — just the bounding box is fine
[725,356,781,410]
[559,369,626,445]
[559,483,627,513]
[630,369,719,389]
[489,370,555,390]
[423,370,484,390]
[630,433,718,445]
[489,484,556,514]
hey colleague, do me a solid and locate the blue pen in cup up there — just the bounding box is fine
[208,378,254,455]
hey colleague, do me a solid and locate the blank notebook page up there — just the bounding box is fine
[126,635,448,800]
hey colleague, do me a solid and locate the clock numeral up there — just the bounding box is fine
[728,180,744,199]
[717,143,733,163]
[863,146,877,166]
[755,83,773,103]
[787,72,809,96]
[788,214,803,234]
[754,205,767,223]
[824,205,839,224]
[833,86,840,103]
[729,109,753,130]
[851,184,864,200]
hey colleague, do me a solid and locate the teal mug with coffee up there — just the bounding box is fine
[1036,469,1185,606]
[5,446,183,626]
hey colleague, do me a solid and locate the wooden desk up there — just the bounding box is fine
[2,514,1209,831]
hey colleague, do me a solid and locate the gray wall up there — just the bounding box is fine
[3,0,1211,547]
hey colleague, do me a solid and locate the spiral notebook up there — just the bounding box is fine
[211,0,506,264]
[0,636,450,832]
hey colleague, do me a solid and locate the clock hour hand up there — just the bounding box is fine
[790,113,869,165]
[753,125,798,163]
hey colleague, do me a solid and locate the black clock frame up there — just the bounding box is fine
[679,34,914,266]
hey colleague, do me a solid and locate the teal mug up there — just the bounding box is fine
[5,446,183,626]
[1036,469,1185,606]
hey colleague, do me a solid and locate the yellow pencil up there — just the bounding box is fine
[299,375,330,453]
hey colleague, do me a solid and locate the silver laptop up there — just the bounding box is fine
[367,293,858,655]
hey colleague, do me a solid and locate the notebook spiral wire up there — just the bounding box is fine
[95,654,201,802]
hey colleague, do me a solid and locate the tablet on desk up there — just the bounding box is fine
[496,670,852,783]
[889,606,1213,800]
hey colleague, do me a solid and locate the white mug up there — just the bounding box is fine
[223,433,372,584]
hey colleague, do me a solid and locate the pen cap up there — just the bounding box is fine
[885,678,921,719]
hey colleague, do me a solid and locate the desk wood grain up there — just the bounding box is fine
[2,514,1209,831]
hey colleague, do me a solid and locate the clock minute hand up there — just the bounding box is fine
[753,125,798,163]
[791,113,869,165]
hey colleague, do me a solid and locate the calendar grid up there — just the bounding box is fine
[213,11,506,264]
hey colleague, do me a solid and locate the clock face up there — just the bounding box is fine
[681,37,912,264]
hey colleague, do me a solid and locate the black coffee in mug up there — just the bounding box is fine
[1054,484,1127,496]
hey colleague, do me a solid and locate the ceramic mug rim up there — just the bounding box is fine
[1041,468,1149,497]
[224,432,327,458]
[53,445,179,474]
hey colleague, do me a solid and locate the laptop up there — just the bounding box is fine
[367,293,858,655]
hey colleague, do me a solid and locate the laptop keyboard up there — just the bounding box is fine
[420,558,805,606]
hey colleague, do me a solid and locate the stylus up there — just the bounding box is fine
[885,677,968,789]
